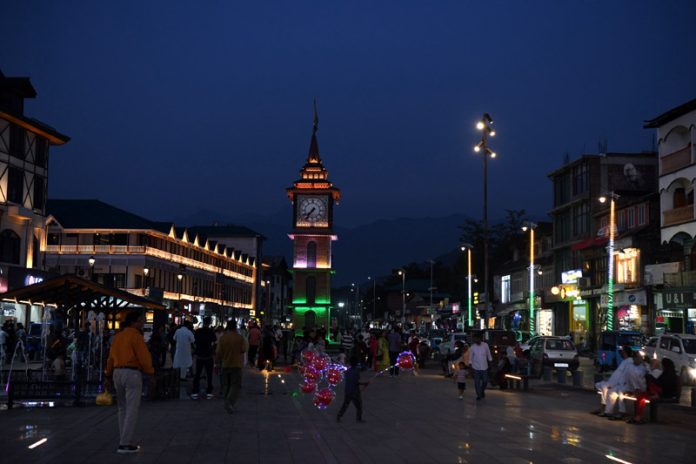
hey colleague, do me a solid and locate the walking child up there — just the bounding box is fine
[336,356,369,423]
[455,361,467,399]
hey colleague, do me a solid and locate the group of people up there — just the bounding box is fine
[105,311,248,454]
[593,345,679,424]
[0,320,27,364]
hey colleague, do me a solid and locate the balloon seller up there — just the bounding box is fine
[336,355,369,423]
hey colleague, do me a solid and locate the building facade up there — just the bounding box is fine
[44,200,257,325]
[547,152,657,346]
[287,114,340,336]
[645,98,696,334]
[261,256,291,325]
[0,70,69,326]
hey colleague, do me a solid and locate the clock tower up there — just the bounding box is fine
[287,106,340,337]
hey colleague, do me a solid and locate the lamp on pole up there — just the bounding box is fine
[460,244,474,328]
[88,256,96,281]
[368,276,376,321]
[397,269,406,326]
[474,113,496,327]
[599,192,619,331]
[177,272,184,312]
[521,222,538,336]
[143,267,150,296]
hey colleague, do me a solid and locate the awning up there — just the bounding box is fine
[571,236,609,251]
[0,275,166,311]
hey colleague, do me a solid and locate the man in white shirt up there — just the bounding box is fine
[469,334,492,400]
[593,345,633,417]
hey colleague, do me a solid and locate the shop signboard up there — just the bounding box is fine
[663,288,696,309]
[614,290,647,306]
[562,269,583,284]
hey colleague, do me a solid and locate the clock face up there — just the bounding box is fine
[298,196,328,225]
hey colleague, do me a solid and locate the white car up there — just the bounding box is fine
[438,332,468,357]
[644,333,696,385]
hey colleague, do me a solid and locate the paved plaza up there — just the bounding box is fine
[1,365,695,464]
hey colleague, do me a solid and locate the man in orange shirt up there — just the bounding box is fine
[105,311,155,454]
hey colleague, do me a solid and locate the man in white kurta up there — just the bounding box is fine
[173,322,195,380]
[594,345,633,416]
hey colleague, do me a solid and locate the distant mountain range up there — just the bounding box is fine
[172,209,470,285]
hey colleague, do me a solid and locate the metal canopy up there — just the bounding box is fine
[0,274,165,312]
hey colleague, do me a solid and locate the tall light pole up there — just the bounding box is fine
[88,255,96,281]
[143,267,149,296]
[474,113,496,327]
[368,276,376,321]
[599,192,619,331]
[177,272,184,313]
[521,222,538,336]
[428,260,435,319]
[397,269,406,326]
[461,244,474,328]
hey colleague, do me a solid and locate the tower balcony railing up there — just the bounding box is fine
[662,205,694,227]
[660,144,692,175]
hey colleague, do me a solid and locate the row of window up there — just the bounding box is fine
[598,203,649,232]
[0,229,40,267]
[5,124,48,167]
[5,167,46,211]
[553,162,590,207]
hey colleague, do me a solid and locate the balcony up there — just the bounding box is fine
[664,271,696,287]
[660,144,692,175]
[663,205,694,227]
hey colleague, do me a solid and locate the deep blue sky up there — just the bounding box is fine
[2,1,695,227]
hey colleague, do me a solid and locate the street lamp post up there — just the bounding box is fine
[143,267,150,296]
[397,269,406,326]
[177,272,184,312]
[474,113,496,327]
[461,244,474,329]
[368,276,376,321]
[88,256,96,281]
[521,222,538,336]
[599,192,619,331]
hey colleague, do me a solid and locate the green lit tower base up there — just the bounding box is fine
[286,107,340,339]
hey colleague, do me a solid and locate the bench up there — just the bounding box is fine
[622,392,681,423]
[504,373,529,392]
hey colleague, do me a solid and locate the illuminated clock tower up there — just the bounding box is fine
[287,107,340,337]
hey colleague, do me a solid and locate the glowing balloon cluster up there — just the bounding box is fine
[298,348,347,410]
[396,351,416,371]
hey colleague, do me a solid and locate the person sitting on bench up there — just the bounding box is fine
[593,345,633,418]
[628,357,678,424]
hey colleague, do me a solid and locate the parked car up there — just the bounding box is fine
[643,333,696,385]
[521,335,542,352]
[529,336,579,375]
[438,332,469,357]
[597,330,644,370]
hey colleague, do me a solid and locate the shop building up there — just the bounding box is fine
[548,152,657,348]
[260,256,291,325]
[645,98,696,334]
[0,70,70,326]
[44,199,258,324]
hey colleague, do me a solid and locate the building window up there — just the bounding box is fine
[0,229,21,264]
[572,202,589,237]
[674,188,687,208]
[33,175,45,211]
[33,234,40,269]
[34,137,47,167]
[9,124,25,159]
[7,167,24,204]
[572,163,588,196]
[307,241,317,268]
[501,275,511,304]
[617,248,639,284]
[637,204,646,226]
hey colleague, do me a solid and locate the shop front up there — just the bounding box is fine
[537,308,554,336]
[570,299,589,346]
[614,289,648,334]
[660,288,696,335]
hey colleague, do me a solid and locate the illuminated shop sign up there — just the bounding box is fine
[561,269,582,284]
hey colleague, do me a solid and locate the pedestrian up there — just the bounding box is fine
[455,361,468,399]
[192,316,217,399]
[388,327,402,376]
[376,331,390,372]
[469,334,492,400]
[167,322,178,366]
[147,326,166,370]
[258,325,276,371]
[247,322,262,367]
[104,310,155,454]
[173,320,195,380]
[341,329,354,353]
[336,356,369,423]
[215,320,247,414]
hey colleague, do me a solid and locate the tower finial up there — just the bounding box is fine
[313,98,319,135]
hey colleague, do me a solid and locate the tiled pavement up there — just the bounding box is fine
[1,365,695,463]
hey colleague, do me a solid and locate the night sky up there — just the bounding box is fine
[2,1,695,227]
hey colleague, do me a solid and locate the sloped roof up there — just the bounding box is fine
[47,199,157,230]
[187,225,264,239]
[644,98,696,128]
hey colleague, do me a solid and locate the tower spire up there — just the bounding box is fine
[308,98,320,163]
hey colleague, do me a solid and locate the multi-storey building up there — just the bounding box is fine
[0,70,69,326]
[45,199,258,325]
[493,222,554,336]
[645,98,696,334]
[260,255,290,324]
[547,152,657,344]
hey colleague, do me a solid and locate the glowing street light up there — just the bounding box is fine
[473,113,497,327]
[460,244,474,328]
[599,192,620,330]
[521,222,538,336]
[397,269,406,325]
